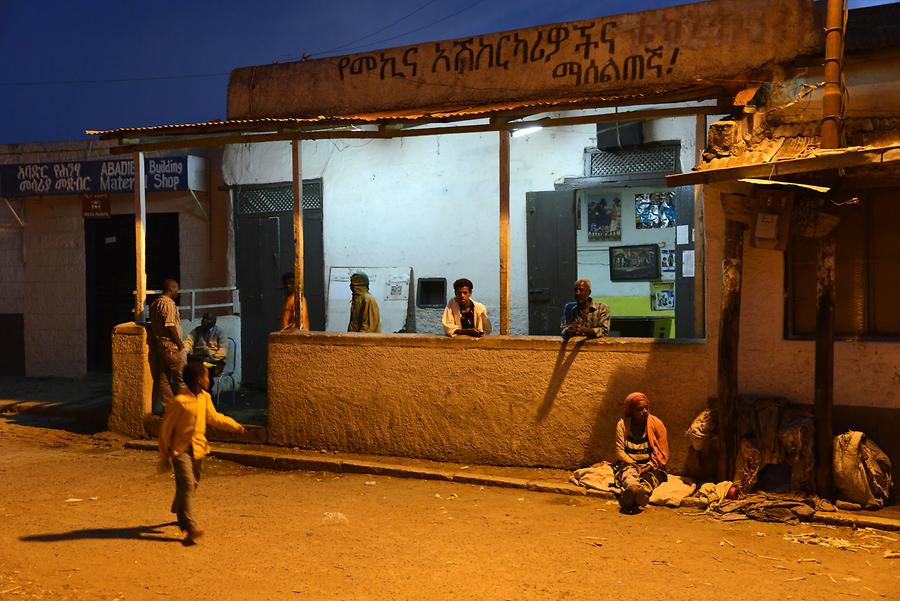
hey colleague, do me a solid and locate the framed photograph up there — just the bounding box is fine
[587,197,622,241]
[651,282,676,311]
[660,249,676,274]
[609,244,661,281]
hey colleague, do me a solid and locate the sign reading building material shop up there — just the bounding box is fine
[228,0,818,119]
[0,156,207,197]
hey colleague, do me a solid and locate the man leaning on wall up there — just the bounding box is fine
[561,278,611,340]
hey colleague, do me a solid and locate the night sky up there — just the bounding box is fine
[0,0,889,144]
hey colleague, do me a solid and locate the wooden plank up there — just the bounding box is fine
[499,129,511,335]
[717,218,745,481]
[814,233,835,497]
[133,151,146,321]
[666,144,900,187]
[291,140,305,328]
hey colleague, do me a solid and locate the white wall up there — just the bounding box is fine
[223,111,701,334]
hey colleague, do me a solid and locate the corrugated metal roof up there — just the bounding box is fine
[845,3,900,53]
[87,83,720,139]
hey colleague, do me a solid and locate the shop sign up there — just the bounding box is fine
[0,156,191,197]
[82,193,111,218]
[228,0,818,119]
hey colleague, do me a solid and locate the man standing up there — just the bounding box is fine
[279,272,310,330]
[149,279,187,410]
[184,312,228,384]
[442,278,492,337]
[561,278,611,339]
[347,272,381,333]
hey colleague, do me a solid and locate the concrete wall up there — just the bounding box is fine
[223,109,701,335]
[268,332,708,471]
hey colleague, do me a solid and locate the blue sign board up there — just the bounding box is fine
[0,157,191,196]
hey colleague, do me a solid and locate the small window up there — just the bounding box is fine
[787,188,900,338]
[417,278,447,308]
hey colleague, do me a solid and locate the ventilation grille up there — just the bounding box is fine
[587,144,679,178]
[237,180,323,214]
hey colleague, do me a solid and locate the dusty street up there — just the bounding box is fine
[1,415,897,601]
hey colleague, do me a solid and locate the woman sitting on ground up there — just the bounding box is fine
[614,392,669,512]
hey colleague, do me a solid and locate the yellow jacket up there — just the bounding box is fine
[158,389,242,460]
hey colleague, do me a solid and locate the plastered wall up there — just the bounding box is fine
[268,332,708,471]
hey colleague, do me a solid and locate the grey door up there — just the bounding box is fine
[235,182,324,388]
[673,186,698,338]
[526,191,577,335]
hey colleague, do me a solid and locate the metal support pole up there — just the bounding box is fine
[291,139,305,328]
[821,0,845,150]
[133,151,147,321]
[499,129,510,335]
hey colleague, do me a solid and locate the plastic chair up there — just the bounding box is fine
[215,337,237,407]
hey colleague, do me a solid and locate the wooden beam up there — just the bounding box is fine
[693,113,706,338]
[133,151,147,321]
[499,129,511,335]
[107,105,725,155]
[717,218,745,482]
[814,233,836,497]
[291,140,305,329]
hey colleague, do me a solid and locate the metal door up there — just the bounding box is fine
[526,191,577,335]
[235,182,324,388]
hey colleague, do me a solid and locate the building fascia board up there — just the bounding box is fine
[227,0,819,120]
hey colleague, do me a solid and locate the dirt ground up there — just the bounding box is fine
[1,415,898,601]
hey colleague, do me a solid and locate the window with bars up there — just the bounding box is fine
[236,180,323,215]
[585,143,679,180]
[787,188,900,338]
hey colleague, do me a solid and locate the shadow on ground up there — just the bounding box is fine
[20,522,183,543]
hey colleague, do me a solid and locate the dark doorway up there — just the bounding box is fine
[85,213,180,372]
[526,191,577,335]
[235,182,325,388]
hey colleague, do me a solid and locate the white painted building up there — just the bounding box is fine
[222,107,707,338]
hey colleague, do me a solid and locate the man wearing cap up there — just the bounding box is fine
[561,278,611,339]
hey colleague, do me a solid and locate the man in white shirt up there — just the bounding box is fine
[442,278,492,337]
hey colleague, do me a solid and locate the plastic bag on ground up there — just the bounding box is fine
[649,475,696,507]
[833,431,893,510]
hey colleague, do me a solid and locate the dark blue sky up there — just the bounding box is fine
[0,0,886,144]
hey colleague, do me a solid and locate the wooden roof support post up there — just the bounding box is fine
[814,233,836,497]
[498,127,511,335]
[291,139,305,328]
[133,151,147,321]
[717,218,745,481]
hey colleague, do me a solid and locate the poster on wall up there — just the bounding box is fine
[587,197,622,241]
[609,244,661,281]
[635,192,676,229]
[660,249,676,274]
[651,282,676,311]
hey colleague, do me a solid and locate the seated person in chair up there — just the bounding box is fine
[184,313,228,390]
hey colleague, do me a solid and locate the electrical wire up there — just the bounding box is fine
[312,0,487,57]
[304,0,442,59]
[0,71,229,87]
